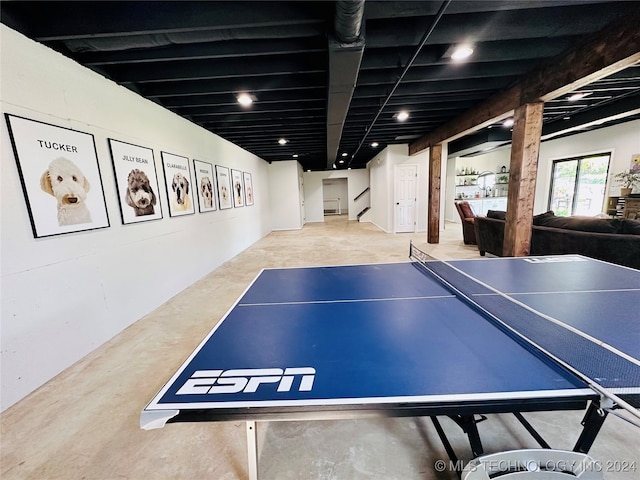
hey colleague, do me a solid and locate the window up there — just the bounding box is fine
[548,153,611,216]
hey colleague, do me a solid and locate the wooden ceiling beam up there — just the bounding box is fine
[408,8,640,156]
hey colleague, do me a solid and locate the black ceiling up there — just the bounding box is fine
[2,1,639,171]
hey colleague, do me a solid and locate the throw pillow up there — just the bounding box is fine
[487,210,506,220]
[532,210,555,225]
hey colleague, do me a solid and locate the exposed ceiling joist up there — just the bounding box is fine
[409,7,640,155]
[2,1,639,171]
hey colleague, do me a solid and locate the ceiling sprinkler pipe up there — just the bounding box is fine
[348,0,452,167]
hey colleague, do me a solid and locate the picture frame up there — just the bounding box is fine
[193,159,217,213]
[631,153,640,173]
[161,152,195,217]
[243,171,254,206]
[5,114,110,238]
[215,165,233,210]
[108,139,163,224]
[231,169,245,208]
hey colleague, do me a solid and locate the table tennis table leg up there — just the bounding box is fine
[450,415,485,458]
[573,401,608,453]
[246,421,259,480]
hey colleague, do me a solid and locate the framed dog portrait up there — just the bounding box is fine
[231,169,245,208]
[5,114,110,238]
[243,172,254,206]
[161,152,195,217]
[215,165,233,210]
[193,159,216,213]
[109,139,163,224]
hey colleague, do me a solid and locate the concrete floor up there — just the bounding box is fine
[1,216,638,479]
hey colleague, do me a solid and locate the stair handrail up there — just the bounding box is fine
[353,187,370,202]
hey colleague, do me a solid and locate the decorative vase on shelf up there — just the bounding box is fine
[621,188,632,197]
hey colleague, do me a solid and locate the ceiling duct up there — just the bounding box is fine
[334,0,364,43]
[63,24,325,52]
[326,0,365,169]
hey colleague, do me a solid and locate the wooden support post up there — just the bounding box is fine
[503,103,544,257]
[428,144,442,244]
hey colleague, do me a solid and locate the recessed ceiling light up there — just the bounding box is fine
[236,93,255,106]
[341,152,348,157]
[338,159,345,164]
[292,154,298,158]
[451,44,474,61]
[371,142,379,148]
[278,138,288,145]
[503,118,514,128]
[568,92,592,101]
[395,111,409,121]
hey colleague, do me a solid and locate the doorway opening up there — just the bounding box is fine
[322,178,348,217]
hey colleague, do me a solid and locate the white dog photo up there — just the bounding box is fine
[40,157,92,226]
[6,115,110,237]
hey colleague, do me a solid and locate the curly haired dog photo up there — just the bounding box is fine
[231,168,245,208]
[220,184,229,204]
[200,176,214,209]
[234,179,243,206]
[172,172,192,212]
[40,156,92,226]
[6,115,110,237]
[125,169,157,216]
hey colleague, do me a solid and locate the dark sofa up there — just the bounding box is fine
[474,210,640,269]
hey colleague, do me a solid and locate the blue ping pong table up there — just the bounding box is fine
[141,251,640,478]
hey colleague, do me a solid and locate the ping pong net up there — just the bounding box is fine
[408,242,640,421]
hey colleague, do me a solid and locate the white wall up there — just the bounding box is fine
[444,120,640,218]
[366,144,430,233]
[302,169,369,223]
[0,26,272,410]
[368,149,392,232]
[536,121,640,206]
[268,160,303,230]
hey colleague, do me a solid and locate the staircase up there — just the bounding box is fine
[354,187,371,222]
[357,206,371,221]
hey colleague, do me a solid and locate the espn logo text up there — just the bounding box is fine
[176,367,316,395]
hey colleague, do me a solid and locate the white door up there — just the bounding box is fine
[394,164,417,233]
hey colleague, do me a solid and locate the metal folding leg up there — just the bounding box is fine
[573,401,608,453]
[246,421,258,480]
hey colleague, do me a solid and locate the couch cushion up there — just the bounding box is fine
[532,210,555,225]
[487,210,506,220]
[620,219,640,234]
[534,215,622,233]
